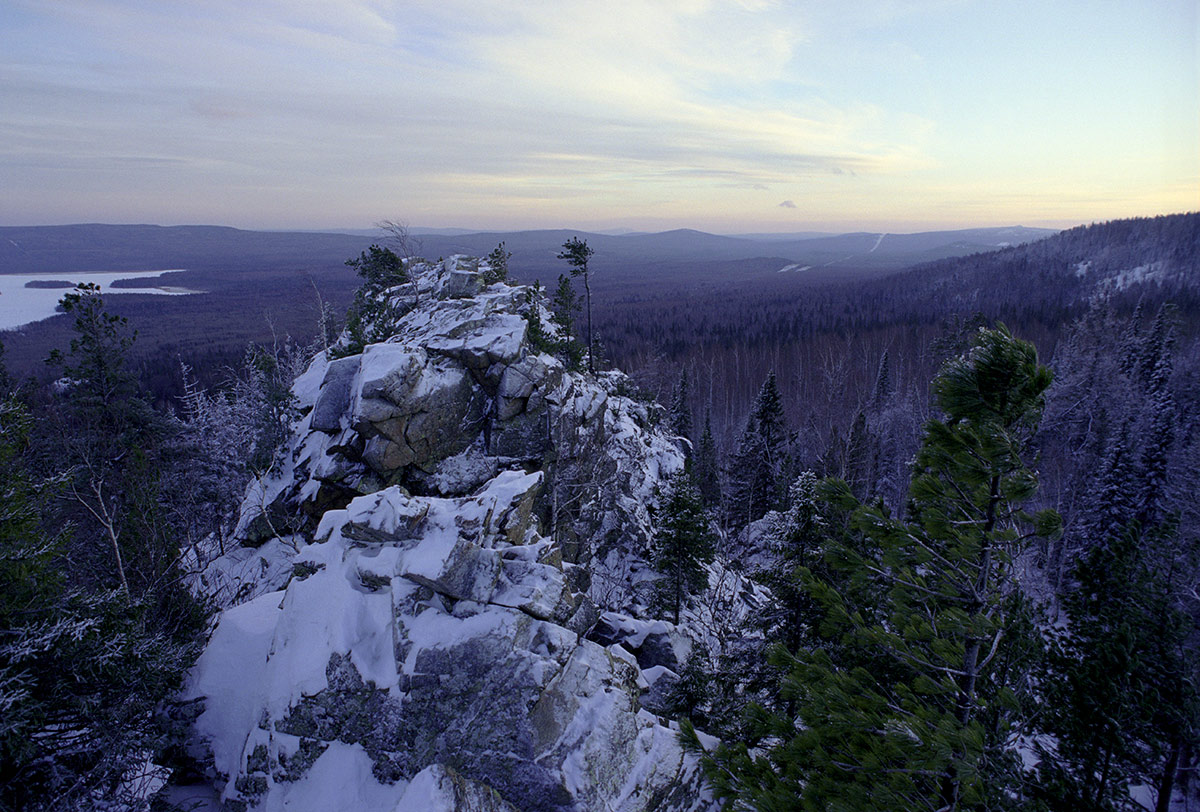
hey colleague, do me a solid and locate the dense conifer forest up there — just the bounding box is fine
[0,212,1197,809]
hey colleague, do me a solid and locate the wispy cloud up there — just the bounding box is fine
[0,0,1194,229]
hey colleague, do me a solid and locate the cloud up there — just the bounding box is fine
[778,200,797,208]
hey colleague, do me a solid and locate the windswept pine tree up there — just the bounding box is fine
[341,244,410,353]
[557,237,597,372]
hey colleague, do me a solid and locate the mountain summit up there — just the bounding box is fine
[181,255,714,811]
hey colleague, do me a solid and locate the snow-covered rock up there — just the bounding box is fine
[184,257,710,812]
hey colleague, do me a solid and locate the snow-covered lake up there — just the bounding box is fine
[0,270,198,331]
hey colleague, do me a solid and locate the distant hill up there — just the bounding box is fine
[0,223,1056,278]
[408,225,1056,279]
[879,213,1200,324]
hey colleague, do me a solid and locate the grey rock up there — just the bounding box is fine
[311,355,361,433]
[443,269,481,299]
[355,395,405,425]
[489,406,551,459]
[358,344,425,405]
[190,256,710,812]
[639,667,681,718]
[498,360,540,400]
[362,435,415,473]
[425,314,527,370]
[636,630,681,672]
[496,394,527,421]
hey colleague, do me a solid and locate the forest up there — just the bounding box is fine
[0,212,1197,810]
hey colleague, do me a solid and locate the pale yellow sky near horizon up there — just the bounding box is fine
[1,0,1196,233]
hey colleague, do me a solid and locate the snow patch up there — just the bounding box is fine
[185,591,284,779]
[260,742,410,812]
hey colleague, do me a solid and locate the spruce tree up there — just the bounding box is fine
[1136,306,1176,526]
[1036,521,1198,812]
[669,369,694,447]
[1117,298,1144,378]
[754,472,828,654]
[549,274,585,370]
[725,372,786,530]
[871,350,893,408]
[0,340,11,395]
[651,472,717,624]
[694,411,721,509]
[688,325,1060,811]
[844,409,873,499]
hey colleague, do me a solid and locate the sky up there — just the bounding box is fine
[1,0,1197,234]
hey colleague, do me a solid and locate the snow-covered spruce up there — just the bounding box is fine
[182,256,716,812]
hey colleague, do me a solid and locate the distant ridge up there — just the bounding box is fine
[0,222,1059,276]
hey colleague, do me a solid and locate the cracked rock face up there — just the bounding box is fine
[185,258,709,812]
[187,471,705,812]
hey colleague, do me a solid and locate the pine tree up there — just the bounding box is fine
[47,285,163,594]
[725,372,786,530]
[482,241,511,284]
[341,244,409,353]
[0,395,197,809]
[521,282,553,355]
[689,325,1059,811]
[651,472,717,624]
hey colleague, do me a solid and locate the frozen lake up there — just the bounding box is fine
[0,270,198,331]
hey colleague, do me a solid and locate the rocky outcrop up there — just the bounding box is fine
[184,257,709,812]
